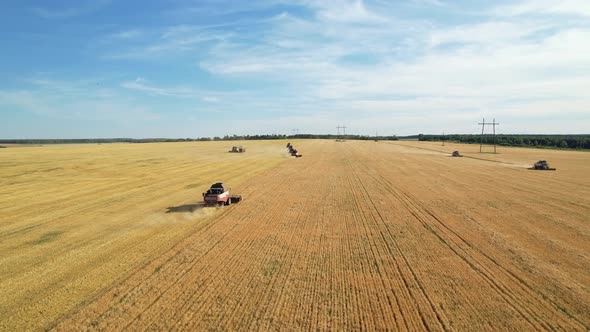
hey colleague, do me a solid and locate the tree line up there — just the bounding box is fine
[418,134,590,150]
[216,134,398,141]
[0,134,398,145]
[0,138,201,144]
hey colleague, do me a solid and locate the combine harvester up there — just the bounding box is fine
[286,143,302,157]
[202,183,243,206]
[451,151,463,157]
[290,148,302,158]
[529,160,556,171]
[229,146,246,153]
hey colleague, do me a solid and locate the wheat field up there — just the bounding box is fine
[0,141,286,331]
[1,140,589,331]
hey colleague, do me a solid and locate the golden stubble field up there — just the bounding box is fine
[0,141,287,331]
[1,140,589,331]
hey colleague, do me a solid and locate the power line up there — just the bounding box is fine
[478,118,500,153]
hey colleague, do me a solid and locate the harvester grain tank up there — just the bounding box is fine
[203,183,243,206]
[529,160,556,171]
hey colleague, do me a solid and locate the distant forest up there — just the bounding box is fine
[0,134,398,145]
[4,134,588,150]
[418,134,590,150]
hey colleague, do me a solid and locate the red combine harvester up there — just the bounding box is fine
[287,144,302,158]
[202,183,242,206]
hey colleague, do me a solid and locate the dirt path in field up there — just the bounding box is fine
[53,140,590,331]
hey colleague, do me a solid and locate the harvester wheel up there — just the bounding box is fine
[226,198,231,206]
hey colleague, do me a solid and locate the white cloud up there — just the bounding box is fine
[305,0,386,23]
[103,25,231,59]
[120,78,206,99]
[496,0,590,17]
[189,0,590,133]
[428,21,548,47]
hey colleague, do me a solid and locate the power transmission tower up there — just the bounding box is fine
[336,125,347,140]
[478,118,500,153]
[336,125,347,141]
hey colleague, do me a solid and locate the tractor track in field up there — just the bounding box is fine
[409,196,585,330]
[91,206,244,329]
[349,144,588,330]
[163,177,297,330]
[56,164,313,331]
[164,165,309,329]
[386,141,522,167]
[346,158,448,331]
[386,140,587,192]
[371,172,543,330]
[1,159,257,312]
[351,162,449,331]
[43,205,236,331]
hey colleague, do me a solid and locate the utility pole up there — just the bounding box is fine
[336,125,347,140]
[478,118,500,153]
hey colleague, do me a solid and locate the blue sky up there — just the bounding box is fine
[1,0,589,138]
